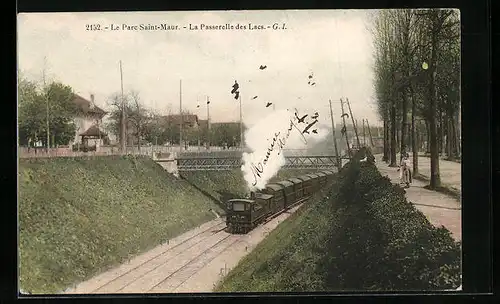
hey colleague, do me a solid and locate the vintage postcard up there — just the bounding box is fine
[17,9,462,295]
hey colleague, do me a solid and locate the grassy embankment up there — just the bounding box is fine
[19,155,223,294]
[215,149,461,292]
[180,169,318,212]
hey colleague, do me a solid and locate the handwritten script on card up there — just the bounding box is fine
[248,110,319,187]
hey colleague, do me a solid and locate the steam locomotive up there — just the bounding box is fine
[226,170,336,234]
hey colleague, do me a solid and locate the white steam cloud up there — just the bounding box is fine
[241,108,328,191]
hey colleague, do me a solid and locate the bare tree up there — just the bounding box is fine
[128,90,148,151]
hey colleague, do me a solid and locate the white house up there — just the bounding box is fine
[72,94,108,148]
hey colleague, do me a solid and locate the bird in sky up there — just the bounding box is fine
[312,129,318,134]
[302,120,318,134]
[231,81,239,94]
[266,102,273,108]
[295,113,308,123]
[197,104,200,108]
[311,112,319,120]
[259,65,267,70]
[252,95,258,100]
[308,74,313,79]
[311,82,316,86]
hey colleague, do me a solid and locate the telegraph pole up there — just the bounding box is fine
[340,98,352,159]
[207,96,211,150]
[346,98,361,148]
[362,119,366,146]
[239,94,243,149]
[329,99,341,170]
[43,57,50,152]
[366,119,375,147]
[179,79,183,151]
[119,60,126,153]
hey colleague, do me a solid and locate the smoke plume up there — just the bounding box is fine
[241,109,328,191]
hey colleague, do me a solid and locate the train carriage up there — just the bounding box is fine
[288,177,304,200]
[276,180,296,208]
[322,170,335,183]
[297,175,313,196]
[261,183,285,214]
[227,170,333,235]
[306,173,320,192]
[316,172,327,187]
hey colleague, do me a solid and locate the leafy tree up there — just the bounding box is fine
[18,77,77,147]
[370,9,460,189]
[210,123,243,148]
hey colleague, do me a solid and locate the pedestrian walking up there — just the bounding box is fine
[397,153,412,188]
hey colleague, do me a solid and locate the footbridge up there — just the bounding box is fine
[156,155,349,171]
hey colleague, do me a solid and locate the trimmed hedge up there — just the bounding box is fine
[320,147,461,290]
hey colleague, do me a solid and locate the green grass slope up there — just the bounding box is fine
[215,150,461,292]
[19,155,223,294]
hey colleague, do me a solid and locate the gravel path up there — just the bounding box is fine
[375,155,461,241]
[63,204,303,294]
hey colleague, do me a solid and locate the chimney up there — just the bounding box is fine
[90,94,95,108]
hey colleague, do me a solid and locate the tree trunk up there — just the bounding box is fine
[446,114,452,158]
[389,102,397,167]
[428,29,441,189]
[138,130,141,152]
[451,118,458,158]
[425,120,430,154]
[440,111,445,156]
[395,119,399,154]
[410,88,419,176]
[455,111,461,157]
[383,114,389,162]
[401,91,409,156]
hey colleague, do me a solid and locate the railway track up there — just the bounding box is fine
[64,220,226,294]
[96,223,229,293]
[64,202,306,294]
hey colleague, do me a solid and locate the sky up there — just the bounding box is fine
[17,10,380,128]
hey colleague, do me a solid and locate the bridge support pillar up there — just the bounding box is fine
[156,152,179,177]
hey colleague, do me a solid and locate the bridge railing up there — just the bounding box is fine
[175,155,345,171]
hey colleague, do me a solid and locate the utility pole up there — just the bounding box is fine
[239,94,243,149]
[179,79,183,152]
[362,119,366,146]
[329,99,341,170]
[207,95,211,150]
[346,98,361,148]
[366,119,375,147]
[197,96,200,150]
[119,60,126,153]
[340,98,351,159]
[43,56,50,152]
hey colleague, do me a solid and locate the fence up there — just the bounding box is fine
[18,145,245,159]
[18,145,383,159]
